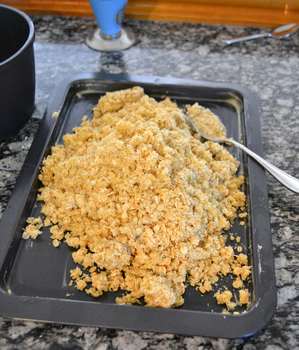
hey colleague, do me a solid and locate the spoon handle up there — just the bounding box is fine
[229,138,299,193]
[224,33,270,45]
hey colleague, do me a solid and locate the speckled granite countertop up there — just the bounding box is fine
[0,16,298,350]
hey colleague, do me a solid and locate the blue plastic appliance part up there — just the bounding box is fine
[89,0,127,38]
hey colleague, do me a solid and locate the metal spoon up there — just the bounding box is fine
[224,23,299,46]
[183,113,299,193]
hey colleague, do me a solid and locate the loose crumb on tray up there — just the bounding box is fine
[22,217,43,239]
[214,290,236,310]
[239,289,250,305]
[24,87,251,310]
[232,277,243,289]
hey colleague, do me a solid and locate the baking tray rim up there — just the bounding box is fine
[0,72,276,338]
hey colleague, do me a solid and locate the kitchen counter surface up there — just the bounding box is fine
[0,16,298,350]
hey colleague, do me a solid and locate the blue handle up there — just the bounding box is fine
[89,0,127,38]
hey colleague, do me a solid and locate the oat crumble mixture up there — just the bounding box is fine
[23,87,251,310]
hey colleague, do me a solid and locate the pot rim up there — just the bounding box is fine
[0,4,35,69]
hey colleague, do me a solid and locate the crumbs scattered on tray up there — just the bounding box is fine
[24,87,251,311]
[22,216,43,239]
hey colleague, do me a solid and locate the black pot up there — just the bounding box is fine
[0,4,35,140]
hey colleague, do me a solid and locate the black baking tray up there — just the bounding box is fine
[0,72,276,338]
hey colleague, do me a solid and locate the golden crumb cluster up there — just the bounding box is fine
[22,217,43,239]
[25,87,250,309]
